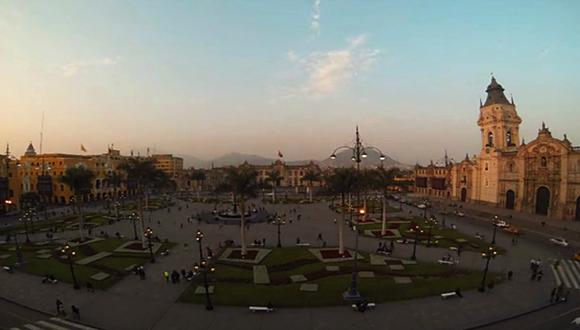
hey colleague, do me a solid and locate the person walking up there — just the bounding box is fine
[163,271,170,283]
[71,305,80,320]
[56,299,64,316]
[537,270,543,281]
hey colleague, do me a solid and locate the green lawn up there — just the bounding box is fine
[0,238,174,290]
[180,247,497,307]
[359,217,503,253]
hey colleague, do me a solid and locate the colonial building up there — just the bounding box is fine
[415,77,580,221]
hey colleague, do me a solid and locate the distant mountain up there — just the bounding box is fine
[180,150,410,170]
[318,148,411,169]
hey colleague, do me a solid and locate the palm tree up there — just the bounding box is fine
[190,169,206,201]
[373,167,400,236]
[223,166,259,256]
[301,169,321,203]
[266,170,282,203]
[118,159,168,243]
[325,168,358,255]
[60,166,95,241]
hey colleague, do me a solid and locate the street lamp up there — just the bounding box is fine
[273,215,286,248]
[329,126,386,302]
[61,243,80,289]
[410,223,423,260]
[13,231,24,266]
[491,216,499,245]
[194,259,216,311]
[129,212,139,240]
[195,229,204,264]
[345,208,365,300]
[144,227,155,263]
[426,216,436,247]
[478,245,498,292]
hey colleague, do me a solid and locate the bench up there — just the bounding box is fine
[351,303,376,311]
[2,266,13,273]
[438,259,457,265]
[296,243,311,247]
[249,306,274,313]
[440,292,459,299]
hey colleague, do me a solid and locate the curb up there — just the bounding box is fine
[0,295,107,330]
[463,301,563,330]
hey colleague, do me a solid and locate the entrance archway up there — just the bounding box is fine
[535,187,550,216]
[506,190,515,210]
[460,188,467,202]
[576,197,580,221]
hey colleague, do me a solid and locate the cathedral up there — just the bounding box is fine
[415,77,580,221]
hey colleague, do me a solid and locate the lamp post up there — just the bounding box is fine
[491,216,499,245]
[144,227,155,263]
[61,243,80,289]
[273,215,285,248]
[329,126,386,302]
[194,259,215,311]
[426,216,436,247]
[129,212,139,240]
[346,208,365,300]
[13,231,24,266]
[196,229,204,264]
[410,223,423,260]
[478,245,498,292]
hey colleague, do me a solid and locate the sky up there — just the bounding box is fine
[1,0,579,165]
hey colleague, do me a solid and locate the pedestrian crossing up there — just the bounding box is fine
[10,317,100,330]
[550,259,580,290]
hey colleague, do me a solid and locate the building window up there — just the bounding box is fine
[541,157,547,167]
[506,131,513,146]
[485,162,489,171]
[487,131,494,147]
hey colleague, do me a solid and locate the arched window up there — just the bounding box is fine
[506,131,513,146]
[487,131,494,147]
[541,157,547,167]
[508,163,514,172]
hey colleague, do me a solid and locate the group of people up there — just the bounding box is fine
[56,299,80,320]
[376,241,394,255]
[132,266,146,280]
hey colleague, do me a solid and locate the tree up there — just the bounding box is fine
[118,159,168,243]
[60,166,95,241]
[301,169,321,203]
[265,170,282,203]
[325,168,358,255]
[190,169,206,201]
[223,166,259,256]
[105,171,123,200]
[372,167,400,236]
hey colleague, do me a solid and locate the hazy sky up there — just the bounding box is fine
[1,1,579,165]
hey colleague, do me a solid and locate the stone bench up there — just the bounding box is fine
[296,243,311,247]
[90,272,110,281]
[440,292,459,299]
[249,306,274,313]
[124,264,137,272]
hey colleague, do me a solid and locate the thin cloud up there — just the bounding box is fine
[311,0,321,36]
[61,57,118,77]
[299,34,380,95]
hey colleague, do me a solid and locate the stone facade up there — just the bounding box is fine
[415,78,580,221]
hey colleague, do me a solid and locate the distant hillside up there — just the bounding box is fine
[180,150,410,170]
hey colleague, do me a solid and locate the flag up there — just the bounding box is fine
[80,144,87,152]
[278,150,283,158]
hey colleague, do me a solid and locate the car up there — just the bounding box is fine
[417,204,427,209]
[549,237,569,247]
[456,211,465,217]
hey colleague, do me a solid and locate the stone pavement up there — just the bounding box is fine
[0,198,576,330]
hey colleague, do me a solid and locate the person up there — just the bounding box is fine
[267,301,274,310]
[56,299,64,316]
[537,270,543,281]
[454,288,463,298]
[262,238,266,246]
[550,287,557,302]
[71,305,80,320]
[296,237,301,244]
[507,270,513,280]
[86,282,94,292]
[163,271,170,283]
[390,241,394,251]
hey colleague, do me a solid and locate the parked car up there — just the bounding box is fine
[549,237,569,247]
[456,211,465,217]
[494,220,509,228]
[417,204,427,209]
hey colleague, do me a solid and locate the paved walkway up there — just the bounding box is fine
[0,198,577,330]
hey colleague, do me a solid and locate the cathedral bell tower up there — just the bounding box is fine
[477,77,522,152]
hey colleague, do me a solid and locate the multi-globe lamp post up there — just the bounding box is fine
[273,215,286,248]
[61,242,80,290]
[426,216,436,247]
[491,215,499,245]
[144,227,155,263]
[329,126,386,301]
[195,229,204,263]
[410,223,423,260]
[129,212,139,240]
[194,259,216,311]
[478,245,498,292]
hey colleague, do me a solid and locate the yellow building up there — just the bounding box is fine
[415,77,580,221]
[253,160,323,191]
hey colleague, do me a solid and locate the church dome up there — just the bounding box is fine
[483,77,512,107]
